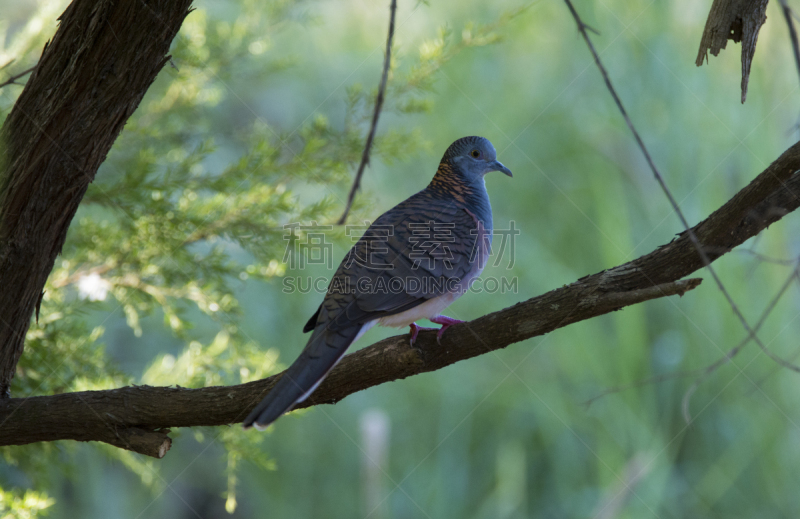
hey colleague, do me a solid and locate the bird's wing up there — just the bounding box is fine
[308,190,484,336]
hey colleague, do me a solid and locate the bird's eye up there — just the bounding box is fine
[470,149,481,158]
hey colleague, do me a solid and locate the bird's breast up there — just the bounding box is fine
[377,208,492,330]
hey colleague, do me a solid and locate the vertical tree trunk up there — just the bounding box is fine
[0,0,193,396]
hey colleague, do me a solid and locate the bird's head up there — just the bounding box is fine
[444,136,513,183]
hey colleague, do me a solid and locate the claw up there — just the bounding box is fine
[409,322,435,346]
[429,315,466,344]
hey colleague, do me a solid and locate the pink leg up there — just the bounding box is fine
[429,315,466,344]
[409,322,435,346]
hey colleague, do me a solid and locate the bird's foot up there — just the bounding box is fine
[429,315,466,344]
[409,322,436,346]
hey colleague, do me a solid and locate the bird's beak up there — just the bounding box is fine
[489,160,513,177]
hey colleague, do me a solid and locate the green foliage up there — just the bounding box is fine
[0,488,53,519]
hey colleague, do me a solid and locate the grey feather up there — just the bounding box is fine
[242,136,511,429]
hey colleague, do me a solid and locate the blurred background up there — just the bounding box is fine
[2,0,800,517]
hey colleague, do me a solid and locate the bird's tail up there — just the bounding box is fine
[242,324,362,430]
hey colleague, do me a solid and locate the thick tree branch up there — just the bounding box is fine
[696,0,769,103]
[0,0,193,397]
[1,141,799,457]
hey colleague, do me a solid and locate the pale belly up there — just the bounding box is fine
[376,292,461,328]
[375,210,490,330]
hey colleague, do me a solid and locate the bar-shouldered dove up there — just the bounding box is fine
[243,136,512,429]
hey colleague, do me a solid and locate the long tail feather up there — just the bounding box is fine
[242,324,362,429]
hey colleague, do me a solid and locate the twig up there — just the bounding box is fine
[737,249,800,266]
[0,65,37,90]
[337,0,396,225]
[746,270,800,392]
[681,259,800,423]
[582,369,703,409]
[706,246,800,266]
[779,0,800,89]
[779,0,800,134]
[561,0,800,419]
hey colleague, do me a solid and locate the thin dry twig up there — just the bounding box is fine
[779,0,800,88]
[737,248,800,266]
[703,246,800,266]
[681,260,800,422]
[561,0,800,420]
[337,0,397,225]
[582,369,704,409]
[747,270,800,392]
[778,0,800,134]
[0,65,36,90]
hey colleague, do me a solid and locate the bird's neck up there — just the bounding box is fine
[427,161,493,229]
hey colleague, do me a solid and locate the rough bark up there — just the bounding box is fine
[1,140,799,458]
[0,0,193,397]
[696,0,770,103]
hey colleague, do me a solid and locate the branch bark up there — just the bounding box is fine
[0,0,193,397]
[1,140,799,457]
[696,0,769,103]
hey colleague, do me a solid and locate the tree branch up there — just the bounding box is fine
[0,65,37,90]
[0,0,193,397]
[778,0,800,88]
[695,0,769,103]
[336,0,396,225]
[2,140,800,457]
